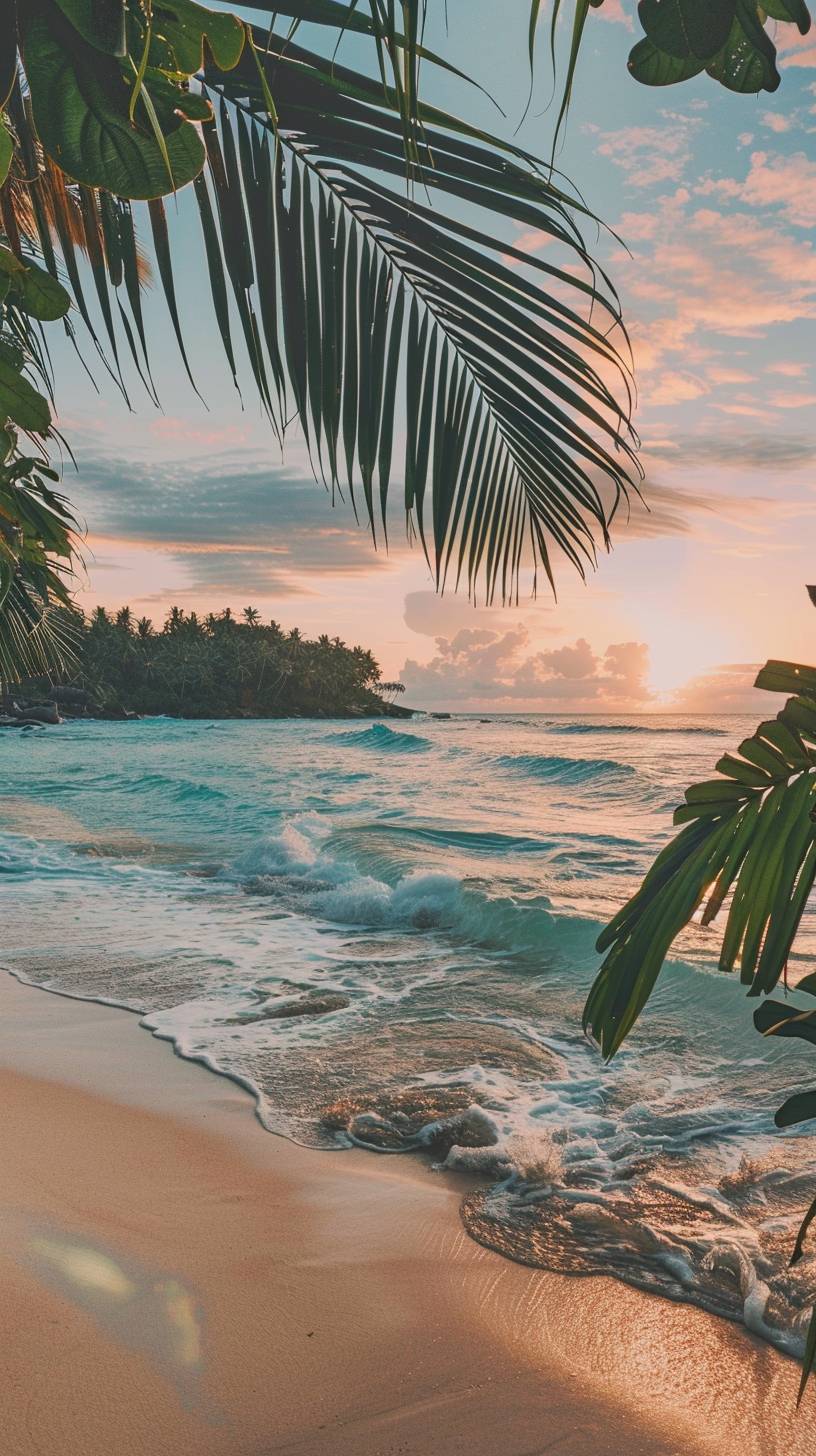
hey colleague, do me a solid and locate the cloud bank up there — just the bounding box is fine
[400,624,651,710]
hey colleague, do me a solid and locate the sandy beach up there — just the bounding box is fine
[1,971,814,1456]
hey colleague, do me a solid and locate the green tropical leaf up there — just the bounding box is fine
[21,9,206,198]
[775,1089,816,1129]
[639,0,736,61]
[152,0,246,73]
[0,112,12,186]
[51,0,127,56]
[706,2,781,92]
[754,1001,816,1046]
[763,0,811,32]
[535,0,807,96]
[195,25,638,599]
[16,261,72,321]
[627,37,706,85]
[0,357,51,433]
[585,678,816,1056]
[755,660,816,697]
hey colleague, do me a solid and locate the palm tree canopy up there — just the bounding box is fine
[0,0,645,682]
[0,1,813,680]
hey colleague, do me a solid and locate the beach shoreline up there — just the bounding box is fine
[1,970,814,1456]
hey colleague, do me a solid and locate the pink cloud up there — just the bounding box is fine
[671,663,769,714]
[400,631,652,709]
[614,193,816,391]
[779,42,816,68]
[596,125,696,189]
[761,111,793,133]
[595,0,634,28]
[767,391,816,409]
[740,151,816,228]
[648,371,706,406]
[706,367,756,385]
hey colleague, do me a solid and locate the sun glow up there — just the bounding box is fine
[646,618,733,698]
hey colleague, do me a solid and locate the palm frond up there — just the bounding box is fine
[3,11,638,605]
[583,641,816,1395]
[0,449,81,689]
[195,27,639,599]
[585,679,816,1058]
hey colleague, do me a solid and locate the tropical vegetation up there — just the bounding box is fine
[541,0,812,109]
[584,589,816,1395]
[8,603,391,719]
[3,0,816,1395]
[2,1,811,689]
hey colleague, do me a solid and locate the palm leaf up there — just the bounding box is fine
[194,25,638,598]
[5,11,637,603]
[584,635,816,1394]
[585,686,816,1057]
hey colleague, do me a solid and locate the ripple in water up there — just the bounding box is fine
[1,712,816,1362]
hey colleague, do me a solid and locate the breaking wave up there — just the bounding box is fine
[329,722,431,752]
[4,708,814,1366]
[496,753,638,786]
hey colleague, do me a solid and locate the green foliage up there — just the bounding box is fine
[12,0,247,199]
[57,606,387,719]
[0,440,79,688]
[583,589,816,1394]
[534,0,811,101]
[2,3,640,614]
[0,239,77,685]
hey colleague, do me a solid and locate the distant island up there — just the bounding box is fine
[2,606,412,723]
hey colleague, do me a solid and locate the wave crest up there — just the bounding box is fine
[496,753,637,786]
[329,723,431,752]
[547,722,728,737]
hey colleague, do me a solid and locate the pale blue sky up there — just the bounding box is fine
[54,3,816,710]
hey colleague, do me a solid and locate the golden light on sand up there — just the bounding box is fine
[26,1230,203,1379]
[30,1238,136,1301]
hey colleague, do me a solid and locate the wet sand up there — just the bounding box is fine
[1,970,813,1456]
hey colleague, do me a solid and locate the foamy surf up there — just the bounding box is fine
[1,711,816,1364]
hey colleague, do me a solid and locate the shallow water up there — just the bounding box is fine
[2,712,816,1357]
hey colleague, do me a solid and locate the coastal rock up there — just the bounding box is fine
[9,701,61,725]
[225,992,350,1025]
[267,992,350,1019]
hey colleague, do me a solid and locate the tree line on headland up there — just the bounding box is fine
[2,606,409,722]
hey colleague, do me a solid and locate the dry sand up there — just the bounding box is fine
[1,970,814,1456]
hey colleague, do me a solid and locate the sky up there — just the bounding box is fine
[53,1,816,712]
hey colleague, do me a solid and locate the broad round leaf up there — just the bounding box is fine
[52,0,127,56]
[762,0,811,32]
[628,37,706,84]
[17,262,72,321]
[22,11,206,200]
[706,7,781,92]
[0,243,23,276]
[0,359,51,433]
[638,0,736,60]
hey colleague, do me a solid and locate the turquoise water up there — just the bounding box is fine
[2,713,816,1355]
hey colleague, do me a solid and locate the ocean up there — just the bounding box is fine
[3,712,816,1358]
